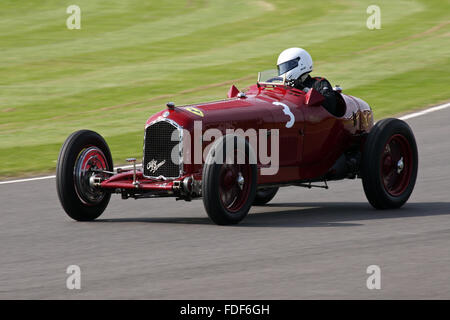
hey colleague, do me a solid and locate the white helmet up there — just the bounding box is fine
[277,47,313,80]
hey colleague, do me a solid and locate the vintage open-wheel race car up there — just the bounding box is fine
[56,71,418,225]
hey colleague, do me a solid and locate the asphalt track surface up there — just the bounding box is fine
[1,107,450,299]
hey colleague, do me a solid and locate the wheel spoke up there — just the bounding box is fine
[390,140,402,163]
[385,170,398,190]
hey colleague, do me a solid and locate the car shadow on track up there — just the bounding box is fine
[94,202,450,228]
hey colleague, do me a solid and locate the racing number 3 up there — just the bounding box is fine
[273,102,295,128]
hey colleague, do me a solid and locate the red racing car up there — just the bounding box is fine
[56,72,418,225]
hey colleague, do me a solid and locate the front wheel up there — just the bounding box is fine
[202,135,257,225]
[56,130,113,221]
[361,118,418,209]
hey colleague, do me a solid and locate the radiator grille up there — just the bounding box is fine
[143,120,182,178]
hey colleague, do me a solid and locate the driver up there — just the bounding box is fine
[277,47,337,115]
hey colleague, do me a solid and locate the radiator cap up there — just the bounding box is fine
[166,102,175,110]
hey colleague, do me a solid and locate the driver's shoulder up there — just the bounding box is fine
[311,76,330,84]
[310,75,332,91]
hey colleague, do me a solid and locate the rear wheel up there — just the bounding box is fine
[253,187,279,205]
[56,130,113,221]
[361,118,418,209]
[202,136,257,225]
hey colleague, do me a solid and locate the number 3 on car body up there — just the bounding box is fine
[273,101,295,128]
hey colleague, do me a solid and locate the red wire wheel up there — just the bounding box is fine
[380,134,413,197]
[202,135,257,225]
[361,118,418,209]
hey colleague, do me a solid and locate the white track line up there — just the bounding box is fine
[399,102,450,120]
[0,164,141,185]
[1,101,449,185]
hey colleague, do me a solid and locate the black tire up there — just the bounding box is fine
[202,135,257,225]
[361,118,418,209]
[253,187,279,205]
[56,130,113,221]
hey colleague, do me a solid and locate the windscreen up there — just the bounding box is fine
[257,69,285,85]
